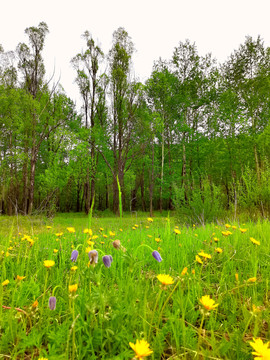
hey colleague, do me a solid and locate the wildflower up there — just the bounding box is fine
[71,266,78,272]
[70,250,79,262]
[16,275,26,281]
[199,295,219,311]
[102,255,113,268]
[225,224,231,228]
[44,260,55,268]
[99,227,104,231]
[157,274,174,285]
[232,225,237,230]
[66,227,75,233]
[85,246,92,253]
[147,217,153,223]
[152,250,162,262]
[147,235,152,238]
[109,231,115,236]
[174,229,181,235]
[129,339,153,359]
[38,358,49,360]
[195,234,198,237]
[53,249,58,253]
[196,255,203,264]
[56,232,63,237]
[235,273,239,282]
[119,228,123,232]
[88,250,98,265]
[181,267,188,276]
[103,234,108,238]
[213,237,219,242]
[192,269,195,275]
[134,224,139,228]
[46,226,52,229]
[252,304,262,314]
[69,284,78,293]
[222,231,232,236]
[155,238,161,243]
[32,300,38,308]
[248,277,257,283]
[112,240,121,249]
[2,279,9,286]
[92,235,98,240]
[240,228,247,233]
[83,228,92,235]
[198,251,212,260]
[249,337,270,359]
[215,248,223,253]
[250,237,260,246]
[132,227,136,230]
[48,296,56,310]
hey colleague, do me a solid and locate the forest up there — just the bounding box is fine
[1,21,270,222]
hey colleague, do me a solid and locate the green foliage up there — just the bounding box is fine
[174,177,224,225]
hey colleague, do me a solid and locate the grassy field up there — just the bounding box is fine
[0,212,269,359]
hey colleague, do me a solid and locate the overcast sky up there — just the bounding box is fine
[1,0,270,107]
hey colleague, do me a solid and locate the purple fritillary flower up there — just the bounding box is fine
[71,250,79,262]
[49,296,56,310]
[152,250,162,262]
[88,250,99,264]
[102,255,113,268]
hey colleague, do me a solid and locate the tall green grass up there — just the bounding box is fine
[0,214,269,359]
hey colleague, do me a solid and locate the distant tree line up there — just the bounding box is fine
[1,22,270,221]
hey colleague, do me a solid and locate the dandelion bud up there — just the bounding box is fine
[112,240,121,249]
[88,250,98,264]
[102,255,113,268]
[48,296,56,310]
[71,250,79,262]
[152,250,162,262]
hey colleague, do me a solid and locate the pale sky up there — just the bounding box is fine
[1,0,270,107]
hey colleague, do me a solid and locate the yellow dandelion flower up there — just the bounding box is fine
[213,237,219,242]
[2,279,9,286]
[235,273,239,282]
[249,338,270,359]
[196,255,203,264]
[55,232,63,237]
[67,227,75,233]
[103,234,108,238]
[199,295,219,311]
[109,231,115,236]
[99,227,104,231]
[248,277,257,283]
[32,300,38,308]
[16,275,26,281]
[100,241,105,244]
[145,225,149,229]
[129,339,153,359]
[240,228,247,233]
[252,304,261,314]
[85,246,92,253]
[181,267,188,276]
[44,260,55,268]
[87,240,95,247]
[215,248,223,253]
[225,224,231,228]
[232,225,237,230]
[134,224,139,228]
[119,228,123,232]
[132,227,136,230]
[83,228,93,235]
[192,269,195,275]
[147,235,152,238]
[174,229,181,235]
[38,358,49,360]
[46,226,52,229]
[92,235,98,240]
[198,251,212,259]
[53,249,58,253]
[71,266,78,272]
[157,274,174,285]
[155,238,161,243]
[250,237,260,246]
[6,252,10,257]
[147,217,153,223]
[195,234,198,237]
[69,284,78,293]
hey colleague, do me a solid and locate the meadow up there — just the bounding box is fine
[0,212,269,359]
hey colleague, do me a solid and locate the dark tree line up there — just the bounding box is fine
[1,23,270,221]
